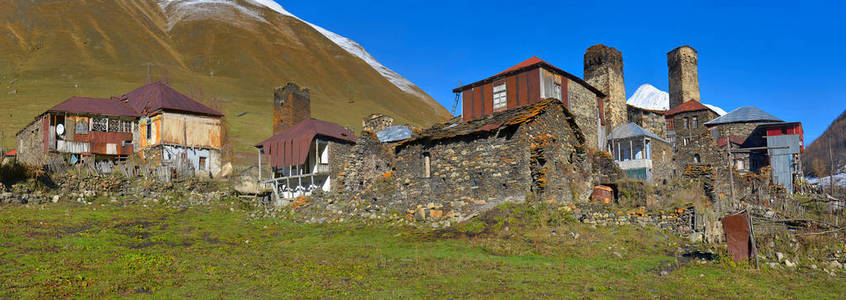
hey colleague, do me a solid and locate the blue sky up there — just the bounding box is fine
[280,0,844,144]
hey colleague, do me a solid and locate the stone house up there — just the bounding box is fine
[337,99,597,218]
[627,105,668,139]
[664,100,723,168]
[255,83,356,202]
[16,97,140,167]
[705,106,784,174]
[453,56,608,150]
[15,82,226,177]
[122,82,225,177]
[607,123,673,184]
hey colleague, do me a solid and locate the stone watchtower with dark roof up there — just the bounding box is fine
[273,82,311,136]
[584,44,627,130]
[667,46,701,109]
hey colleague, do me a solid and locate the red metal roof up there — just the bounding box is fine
[255,118,357,168]
[496,56,545,76]
[5,150,16,156]
[664,101,713,117]
[48,97,140,117]
[122,82,223,117]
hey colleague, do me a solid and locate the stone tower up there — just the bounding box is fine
[584,44,626,129]
[273,82,311,135]
[667,46,701,109]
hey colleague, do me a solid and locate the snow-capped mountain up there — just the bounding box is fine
[627,84,669,111]
[158,0,427,100]
[626,84,727,115]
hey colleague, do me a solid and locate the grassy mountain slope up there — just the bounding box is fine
[803,109,846,177]
[0,0,451,153]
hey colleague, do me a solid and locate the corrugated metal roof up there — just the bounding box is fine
[377,125,412,143]
[704,106,782,126]
[48,97,140,117]
[664,101,713,117]
[607,122,669,143]
[122,82,223,117]
[452,57,606,98]
[496,56,545,76]
[255,118,357,168]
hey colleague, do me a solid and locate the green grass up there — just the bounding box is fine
[0,202,843,298]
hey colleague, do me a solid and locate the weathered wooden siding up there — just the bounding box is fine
[160,112,222,149]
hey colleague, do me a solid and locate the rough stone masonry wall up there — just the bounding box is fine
[567,79,601,150]
[672,110,720,169]
[391,127,533,217]
[651,140,674,184]
[711,122,762,140]
[584,44,627,130]
[523,104,593,203]
[627,106,667,138]
[16,117,46,167]
[667,46,701,109]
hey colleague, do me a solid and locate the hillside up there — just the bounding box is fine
[804,109,846,178]
[0,0,451,153]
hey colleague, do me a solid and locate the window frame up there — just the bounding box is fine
[492,82,507,111]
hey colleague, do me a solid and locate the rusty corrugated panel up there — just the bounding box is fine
[88,132,132,144]
[590,185,614,204]
[483,82,493,115]
[42,115,49,153]
[462,90,474,121]
[527,68,540,104]
[506,75,517,109]
[256,118,356,169]
[722,214,752,264]
[473,87,483,120]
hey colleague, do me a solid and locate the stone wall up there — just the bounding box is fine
[651,140,674,184]
[15,116,46,167]
[627,106,667,138]
[273,82,311,135]
[667,46,701,109]
[710,122,762,140]
[362,114,394,133]
[671,110,720,169]
[584,44,626,130]
[567,78,602,150]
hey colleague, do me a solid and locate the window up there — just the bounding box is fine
[492,83,507,110]
[667,119,674,131]
[92,118,108,132]
[694,154,701,163]
[198,157,207,171]
[146,122,152,140]
[320,143,329,165]
[692,116,698,129]
[735,159,744,171]
[422,152,431,178]
[553,83,561,100]
[683,118,689,129]
[75,118,89,134]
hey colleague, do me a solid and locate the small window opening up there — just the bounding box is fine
[198,157,207,171]
[493,83,507,110]
[146,121,152,140]
[422,152,431,178]
[694,154,701,163]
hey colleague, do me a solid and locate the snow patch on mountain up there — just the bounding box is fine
[627,84,669,111]
[158,0,428,100]
[626,83,727,116]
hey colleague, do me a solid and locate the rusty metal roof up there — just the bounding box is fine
[122,82,223,117]
[452,57,606,98]
[255,118,357,168]
[48,97,140,117]
[664,101,715,117]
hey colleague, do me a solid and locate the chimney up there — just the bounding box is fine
[584,44,626,129]
[273,82,311,135]
[667,45,701,109]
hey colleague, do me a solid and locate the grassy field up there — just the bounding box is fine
[0,201,843,298]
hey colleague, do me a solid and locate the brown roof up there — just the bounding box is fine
[627,104,666,115]
[664,100,714,117]
[452,57,606,98]
[255,118,357,168]
[48,97,140,117]
[122,82,223,117]
[401,98,567,145]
